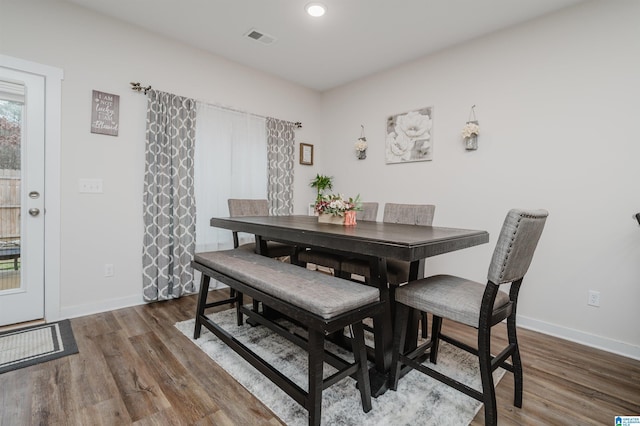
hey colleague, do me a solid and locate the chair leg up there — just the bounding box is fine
[290,247,304,267]
[421,311,428,339]
[351,322,372,412]
[229,288,236,307]
[390,303,410,391]
[389,285,397,319]
[194,274,210,339]
[429,316,442,364]
[508,313,523,408]
[336,270,351,279]
[308,328,325,426]
[236,292,244,326]
[478,323,497,426]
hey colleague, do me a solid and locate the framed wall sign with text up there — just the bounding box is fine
[91,90,120,136]
[300,143,314,165]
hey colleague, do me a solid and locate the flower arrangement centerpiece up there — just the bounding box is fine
[462,105,479,150]
[315,194,362,225]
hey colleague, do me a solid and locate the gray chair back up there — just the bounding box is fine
[487,209,548,284]
[227,199,269,249]
[357,202,379,221]
[228,199,269,217]
[383,203,435,226]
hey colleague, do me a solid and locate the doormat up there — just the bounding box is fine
[0,320,78,374]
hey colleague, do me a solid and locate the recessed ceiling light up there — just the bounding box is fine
[305,2,327,17]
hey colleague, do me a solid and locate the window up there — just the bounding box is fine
[194,104,267,253]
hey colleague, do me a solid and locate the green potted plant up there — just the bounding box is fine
[309,174,333,202]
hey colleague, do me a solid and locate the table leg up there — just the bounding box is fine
[255,236,269,256]
[368,258,424,396]
[369,257,393,397]
[404,259,425,350]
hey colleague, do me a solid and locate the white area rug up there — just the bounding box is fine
[175,309,505,425]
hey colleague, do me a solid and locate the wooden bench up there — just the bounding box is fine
[192,249,383,426]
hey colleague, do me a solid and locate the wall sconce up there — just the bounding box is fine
[462,105,479,150]
[355,125,367,159]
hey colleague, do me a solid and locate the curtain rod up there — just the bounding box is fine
[130,82,302,129]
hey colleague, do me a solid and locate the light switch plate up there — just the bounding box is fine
[79,178,103,193]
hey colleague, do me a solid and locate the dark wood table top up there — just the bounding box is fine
[210,215,489,261]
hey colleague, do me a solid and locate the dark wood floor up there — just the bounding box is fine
[1,290,638,425]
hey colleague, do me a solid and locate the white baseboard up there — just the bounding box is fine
[56,282,227,321]
[518,315,640,361]
[58,294,146,320]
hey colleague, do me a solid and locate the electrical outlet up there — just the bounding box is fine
[588,290,600,307]
[104,263,114,277]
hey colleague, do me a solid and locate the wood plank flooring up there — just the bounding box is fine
[1,290,638,425]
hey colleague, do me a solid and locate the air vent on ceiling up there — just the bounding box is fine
[244,28,277,45]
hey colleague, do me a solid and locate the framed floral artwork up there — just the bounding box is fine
[385,107,433,164]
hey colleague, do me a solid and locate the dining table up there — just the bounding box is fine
[209,214,489,396]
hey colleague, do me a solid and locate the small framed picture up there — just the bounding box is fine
[300,143,314,165]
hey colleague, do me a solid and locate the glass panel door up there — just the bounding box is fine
[0,86,23,292]
[0,66,45,326]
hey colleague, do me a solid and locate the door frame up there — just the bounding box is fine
[1,54,63,322]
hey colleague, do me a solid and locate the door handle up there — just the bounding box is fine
[29,208,40,217]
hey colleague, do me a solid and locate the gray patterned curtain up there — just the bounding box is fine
[142,90,196,301]
[266,118,295,215]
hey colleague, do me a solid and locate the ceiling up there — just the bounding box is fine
[64,0,585,91]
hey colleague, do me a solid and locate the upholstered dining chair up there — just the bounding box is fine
[341,203,435,283]
[340,202,435,336]
[389,209,548,426]
[296,202,379,275]
[227,199,295,258]
[356,202,379,221]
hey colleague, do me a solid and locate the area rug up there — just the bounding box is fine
[175,309,504,425]
[0,320,78,374]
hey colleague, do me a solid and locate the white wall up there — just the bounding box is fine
[2,0,638,359]
[0,0,322,316]
[318,0,640,358]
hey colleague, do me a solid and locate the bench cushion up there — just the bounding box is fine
[194,249,380,320]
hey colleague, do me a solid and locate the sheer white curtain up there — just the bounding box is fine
[194,103,267,255]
